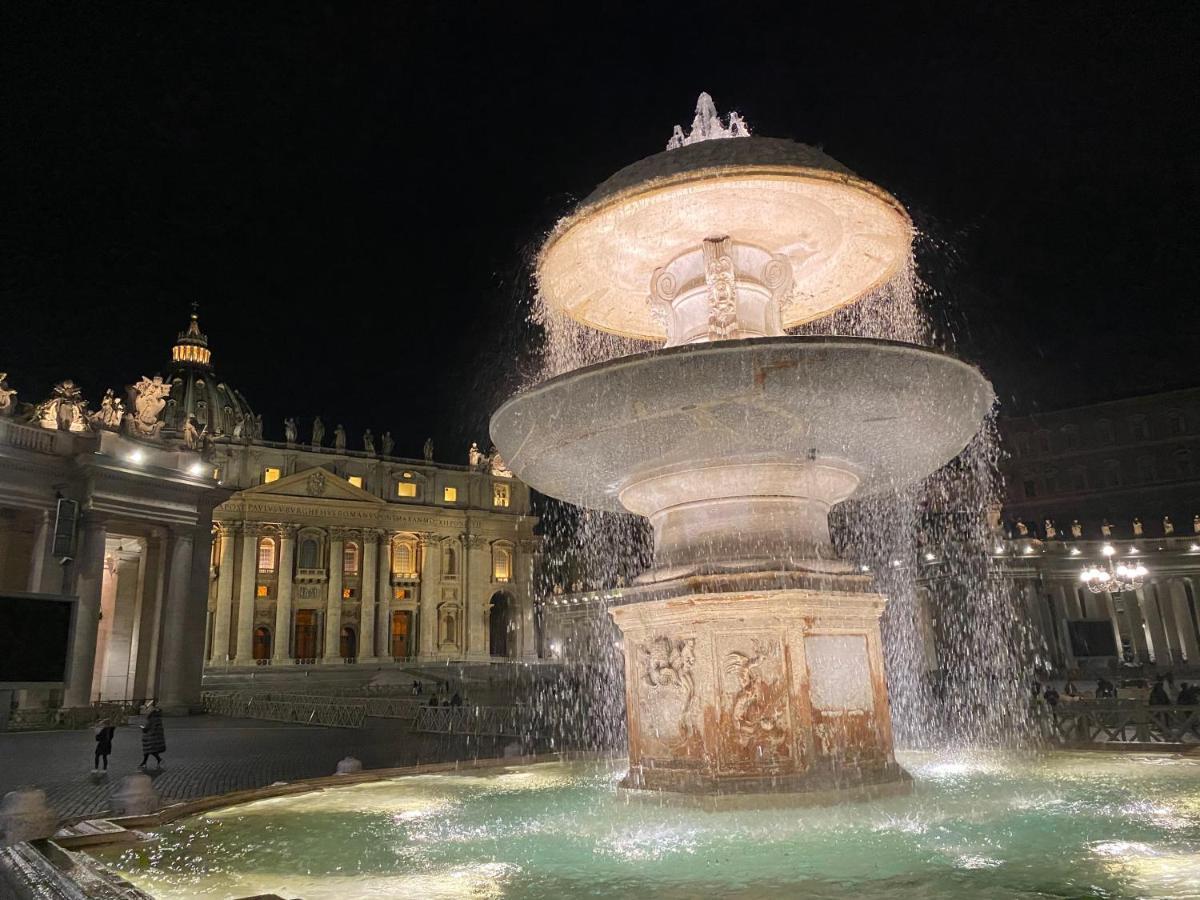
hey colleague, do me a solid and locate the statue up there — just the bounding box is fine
[0,373,16,417]
[1194,514,1200,535]
[1132,517,1144,537]
[1044,519,1056,540]
[489,446,513,477]
[88,388,124,431]
[666,92,751,150]
[181,416,200,450]
[1164,515,1174,535]
[423,437,433,462]
[1101,520,1113,538]
[363,429,375,454]
[121,376,170,439]
[334,424,346,451]
[32,381,88,432]
[284,417,298,446]
[1071,519,1083,538]
[1016,521,1029,537]
[254,413,264,440]
[311,416,325,448]
[468,441,483,468]
[232,416,245,441]
[381,431,395,457]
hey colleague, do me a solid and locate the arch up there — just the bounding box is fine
[489,591,516,658]
[343,541,360,576]
[438,604,461,649]
[339,625,357,660]
[257,536,277,573]
[252,626,272,661]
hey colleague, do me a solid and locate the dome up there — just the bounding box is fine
[161,311,255,437]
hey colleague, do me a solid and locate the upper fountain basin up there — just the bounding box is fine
[538,137,913,341]
[490,336,994,517]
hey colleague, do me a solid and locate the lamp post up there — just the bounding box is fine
[1080,543,1147,594]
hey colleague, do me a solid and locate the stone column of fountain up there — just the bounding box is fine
[492,94,994,805]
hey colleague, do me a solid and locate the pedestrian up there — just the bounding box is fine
[1043,685,1060,708]
[1149,677,1172,706]
[1177,682,1199,706]
[450,691,462,707]
[93,718,115,773]
[139,703,166,769]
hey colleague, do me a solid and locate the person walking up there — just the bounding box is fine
[93,718,115,773]
[139,704,166,769]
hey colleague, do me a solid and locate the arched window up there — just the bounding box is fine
[1097,419,1115,445]
[299,538,319,569]
[1037,430,1052,454]
[492,544,512,582]
[1103,459,1122,488]
[1128,415,1149,440]
[392,537,416,576]
[1043,469,1059,494]
[343,542,360,576]
[1168,409,1188,435]
[1062,425,1079,450]
[1175,448,1195,479]
[1137,456,1157,483]
[257,537,277,573]
[339,626,357,660]
[252,626,272,661]
[1070,467,1088,492]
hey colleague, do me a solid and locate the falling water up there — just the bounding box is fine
[522,246,1033,754]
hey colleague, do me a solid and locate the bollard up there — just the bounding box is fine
[0,788,58,845]
[335,756,363,774]
[111,774,160,817]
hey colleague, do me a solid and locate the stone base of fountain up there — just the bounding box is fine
[609,574,910,806]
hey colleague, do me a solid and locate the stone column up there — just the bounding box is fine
[132,533,166,700]
[1050,584,1075,671]
[210,525,236,663]
[99,551,142,700]
[158,524,211,714]
[63,517,107,708]
[233,525,260,665]
[25,509,51,594]
[465,533,489,659]
[90,554,119,700]
[272,527,296,662]
[1168,580,1200,662]
[377,532,393,659]
[323,531,345,661]
[1137,586,1171,667]
[359,529,378,662]
[1122,587,1150,663]
[1154,582,1184,665]
[418,534,439,658]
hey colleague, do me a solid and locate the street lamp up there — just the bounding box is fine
[1080,544,1147,594]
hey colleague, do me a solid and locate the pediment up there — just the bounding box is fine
[241,466,386,504]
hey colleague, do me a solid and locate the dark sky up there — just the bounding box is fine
[3,2,1197,459]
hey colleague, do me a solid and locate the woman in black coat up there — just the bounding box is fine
[139,706,166,768]
[93,719,115,772]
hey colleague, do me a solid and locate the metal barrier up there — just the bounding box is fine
[1040,701,1200,744]
[364,697,425,720]
[201,692,366,728]
[7,703,133,731]
[412,704,537,737]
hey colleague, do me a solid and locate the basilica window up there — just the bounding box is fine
[444,486,458,503]
[397,481,417,498]
[1036,430,1051,454]
[257,537,277,573]
[1022,476,1037,499]
[263,467,281,484]
[1062,425,1079,450]
[443,545,458,576]
[1103,459,1122,488]
[1070,467,1088,492]
[1096,419,1115,445]
[1137,456,1157,483]
[347,475,364,489]
[392,537,417,576]
[343,542,360,576]
[1168,409,1188,435]
[493,544,513,582]
[1128,415,1149,441]
[1043,468,1059,494]
[298,538,320,569]
[256,584,269,598]
[1175,448,1195,479]
[493,483,511,508]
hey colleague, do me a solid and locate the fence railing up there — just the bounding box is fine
[412,704,537,737]
[1039,701,1200,744]
[201,692,366,728]
[6,702,136,731]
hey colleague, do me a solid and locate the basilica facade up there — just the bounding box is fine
[0,313,538,716]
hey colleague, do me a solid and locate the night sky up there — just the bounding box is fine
[4,2,1197,460]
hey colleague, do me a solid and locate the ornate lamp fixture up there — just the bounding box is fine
[1080,544,1147,593]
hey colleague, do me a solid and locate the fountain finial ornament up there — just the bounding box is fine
[666,92,751,150]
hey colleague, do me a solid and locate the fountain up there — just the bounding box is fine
[490,94,994,803]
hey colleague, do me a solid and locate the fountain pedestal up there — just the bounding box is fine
[609,573,911,806]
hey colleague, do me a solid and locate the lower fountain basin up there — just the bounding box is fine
[92,753,1200,900]
[492,336,993,573]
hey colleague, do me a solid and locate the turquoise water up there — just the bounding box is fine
[94,751,1200,899]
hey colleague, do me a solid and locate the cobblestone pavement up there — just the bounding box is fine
[0,715,509,820]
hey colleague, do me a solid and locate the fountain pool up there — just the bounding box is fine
[92,752,1200,899]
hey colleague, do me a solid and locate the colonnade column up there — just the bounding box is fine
[63,516,107,708]
[323,531,345,661]
[418,534,439,658]
[233,524,260,665]
[1137,586,1171,666]
[210,525,236,662]
[465,533,489,659]
[1167,580,1200,662]
[158,524,210,714]
[1121,588,1150,662]
[376,532,393,659]
[359,529,378,662]
[272,527,296,662]
[517,541,537,659]
[25,509,51,593]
